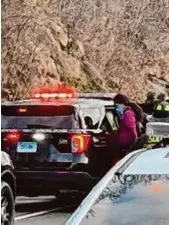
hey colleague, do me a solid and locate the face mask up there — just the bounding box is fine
[116,105,125,113]
[116,105,125,119]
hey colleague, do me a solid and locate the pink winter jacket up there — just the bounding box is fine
[119,109,138,148]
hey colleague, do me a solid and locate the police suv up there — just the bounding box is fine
[1,90,118,196]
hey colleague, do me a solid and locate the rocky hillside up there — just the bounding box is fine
[2,0,169,102]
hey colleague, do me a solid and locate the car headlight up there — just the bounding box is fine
[32,133,46,142]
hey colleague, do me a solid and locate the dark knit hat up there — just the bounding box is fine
[113,93,130,105]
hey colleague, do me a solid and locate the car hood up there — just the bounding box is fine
[123,147,169,175]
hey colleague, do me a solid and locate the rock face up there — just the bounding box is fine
[2,0,169,102]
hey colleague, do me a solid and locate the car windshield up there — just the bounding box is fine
[1,105,79,129]
[81,174,169,225]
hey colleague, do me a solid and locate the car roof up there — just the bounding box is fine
[1,98,114,108]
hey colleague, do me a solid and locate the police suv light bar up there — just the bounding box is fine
[33,92,116,99]
[34,93,73,98]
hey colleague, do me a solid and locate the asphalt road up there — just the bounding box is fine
[14,193,84,225]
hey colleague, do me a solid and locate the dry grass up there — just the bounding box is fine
[2,0,169,102]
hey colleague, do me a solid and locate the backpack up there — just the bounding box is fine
[128,103,144,123]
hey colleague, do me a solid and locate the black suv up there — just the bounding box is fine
[1,151,16,225]
[1,95,117,197]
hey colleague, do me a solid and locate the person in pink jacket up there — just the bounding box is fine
[113,94,143,150]
[103,94,144,169]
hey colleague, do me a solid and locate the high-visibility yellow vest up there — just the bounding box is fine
[154,101,169,112]
[144,136,162,148]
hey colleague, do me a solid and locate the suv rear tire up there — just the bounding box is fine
[1,181,14,225]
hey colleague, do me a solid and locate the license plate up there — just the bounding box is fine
[17,142,37,153]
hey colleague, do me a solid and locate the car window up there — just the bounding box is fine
[1,105,79,129]
[2,115,79,129]
[81,174,169,225]
[79,106,105,129]
[99,109,119,132]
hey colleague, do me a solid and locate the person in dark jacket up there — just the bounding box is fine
[145,92,156,104]
[157,93,166,102]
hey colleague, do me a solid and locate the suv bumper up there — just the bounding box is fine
[15,170,99,196]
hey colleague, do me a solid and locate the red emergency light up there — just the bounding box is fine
[5,132,20,143]
[31,84,77,101]
[34,93,73,99]
[18,107,27,112]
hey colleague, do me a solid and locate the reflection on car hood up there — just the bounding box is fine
[81,175,169,225]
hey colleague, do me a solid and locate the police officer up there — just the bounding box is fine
[129,100,169,151]
[145,91,156,104]
[156,93,166,102]
[147,100,169,123]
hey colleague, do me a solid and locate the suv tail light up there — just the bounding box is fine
[71,134,91,153]
[5,132,20,143]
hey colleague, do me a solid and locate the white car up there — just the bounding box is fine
[66,126,169,225]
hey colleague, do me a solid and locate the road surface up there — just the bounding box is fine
[15,193,84,225]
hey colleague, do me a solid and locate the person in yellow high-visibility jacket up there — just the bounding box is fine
[146,100,169,123]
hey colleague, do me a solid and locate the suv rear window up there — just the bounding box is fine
[1,105,74,116]
[1,105,79,129]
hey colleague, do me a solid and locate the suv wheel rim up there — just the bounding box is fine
[1,195,10,225]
